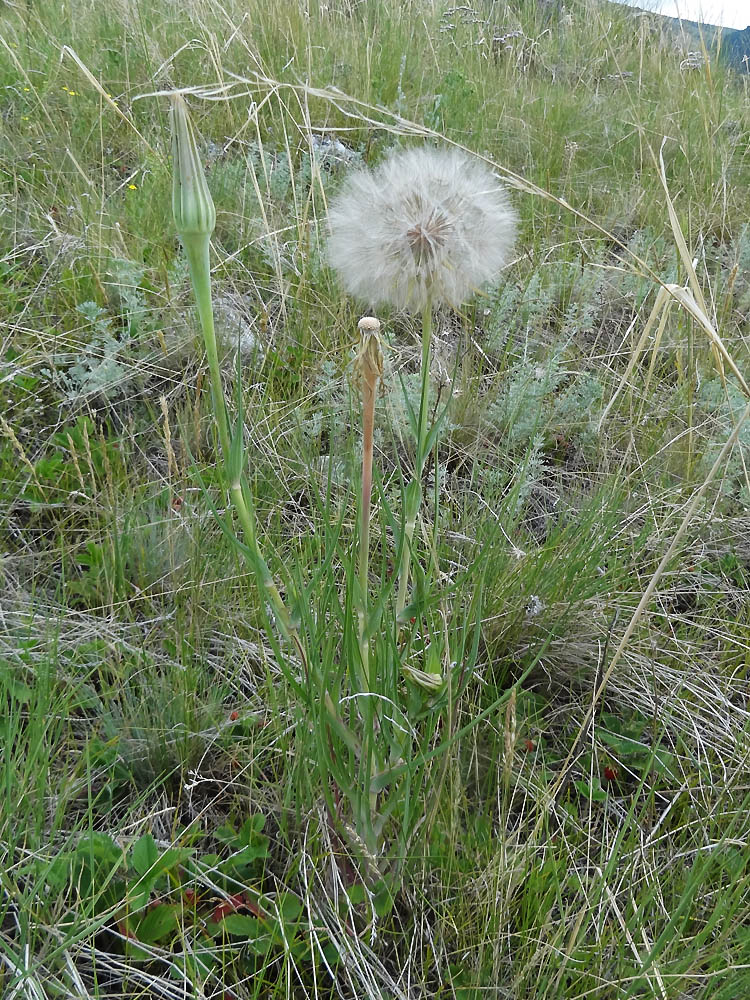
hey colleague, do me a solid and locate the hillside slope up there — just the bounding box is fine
[614,1,750,70]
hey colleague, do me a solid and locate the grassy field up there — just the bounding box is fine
[2,1,750,997]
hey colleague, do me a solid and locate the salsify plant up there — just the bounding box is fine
[326,148,517,874]
[327,146,517,615]
[172,97,522,886]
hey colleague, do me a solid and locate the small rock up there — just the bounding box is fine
[213,292,267,362]
[310,135,361,168]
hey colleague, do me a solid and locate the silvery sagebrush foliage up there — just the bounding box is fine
[65,301,130,401]
[327,146,517,311]
[697,377,750,499]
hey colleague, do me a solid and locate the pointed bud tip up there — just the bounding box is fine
[170,93,216,240]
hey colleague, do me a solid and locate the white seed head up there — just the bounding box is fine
[327,146,517,311]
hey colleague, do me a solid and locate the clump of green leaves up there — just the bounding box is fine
[19,820,336,990]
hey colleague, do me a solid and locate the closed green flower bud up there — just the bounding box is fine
[170,94,227,459]
[170,94,216,240]
[402,661,444,692]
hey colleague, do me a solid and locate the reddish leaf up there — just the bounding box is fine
[212,893,248,923]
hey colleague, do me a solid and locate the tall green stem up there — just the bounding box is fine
[396,301,432,618]
[172,91,308,740]
[184,239,230,462]
[183,237,304,664]
[184,235,258,559]
[358,369,377,688]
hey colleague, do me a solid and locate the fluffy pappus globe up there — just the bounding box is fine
[327,146,517,311]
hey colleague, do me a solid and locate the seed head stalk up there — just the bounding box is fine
[396,299,432,619]
[358,371,375,686]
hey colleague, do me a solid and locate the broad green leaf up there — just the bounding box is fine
[124,937,151,961]
[135,903,180,943]
[321,940,340,965]
[127,884,151,912]
[574,779,607,802]
[275,891,302,923]
[45,854,72,890]
[77,832,122,869]
[229,842,269,872]
[345,884,367,906]
[373,882,394,918]
[131,833,159,876]
[220,913,263,937]
[598,730,648,756]
[214,823,240,847]
[151,847,192,878]
[242,814,266,838]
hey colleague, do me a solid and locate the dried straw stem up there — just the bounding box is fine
[355,317,383,688]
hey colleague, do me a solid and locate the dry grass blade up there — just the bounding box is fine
[599,147,750,432]
[598,285,673,431]
[60,46,159,156]
[664,283,750,399]
[658,137,738,391]
[513,401,750,884]
[657,138,712,330]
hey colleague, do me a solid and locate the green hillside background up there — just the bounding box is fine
[615,2,750,72]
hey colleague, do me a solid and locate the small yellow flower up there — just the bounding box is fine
[128,183,137,191]
[21,116,29,121]
[62,85,69,91]
[23,87,30,92]
[68,90,77,96]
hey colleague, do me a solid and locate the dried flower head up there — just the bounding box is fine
[353,315,384,388]
[327,146,516,311]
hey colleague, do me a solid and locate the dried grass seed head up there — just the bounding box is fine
[327,146,517,311]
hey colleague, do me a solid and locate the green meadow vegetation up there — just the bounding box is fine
[2,0,750,997]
